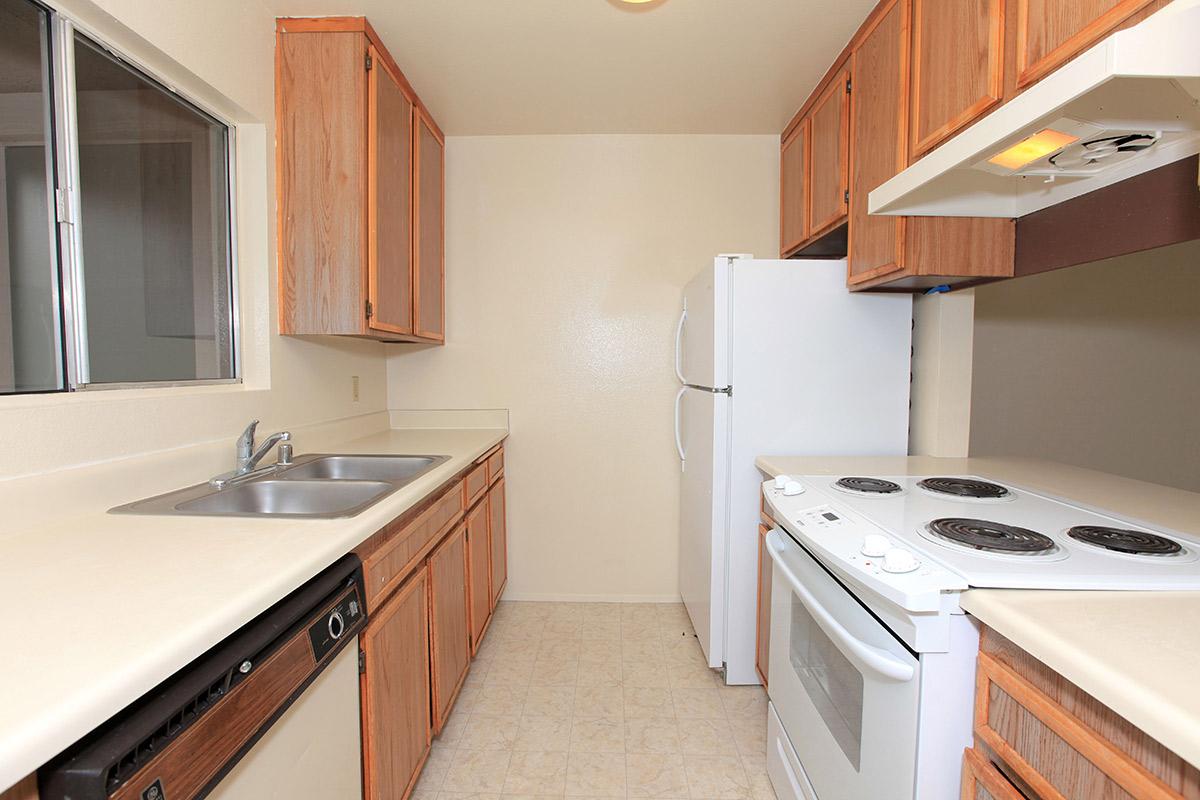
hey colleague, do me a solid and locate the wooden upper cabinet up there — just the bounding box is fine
[847,0,908,286]
[807,68,850,236]
[910,0,1004,157]
[276,17,444,343]
[779,121,809,256]
[413,110,445,342]
[1011,0,1162,92]
[429,522,470,731]
[361,568,431,800]
[368,48,414,336]
[488,478,507,609]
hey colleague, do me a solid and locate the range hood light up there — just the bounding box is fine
[987,129,1080,171]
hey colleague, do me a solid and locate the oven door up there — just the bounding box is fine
[765,529,920,800]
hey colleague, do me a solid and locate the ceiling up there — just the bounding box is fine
[276,0,876,135]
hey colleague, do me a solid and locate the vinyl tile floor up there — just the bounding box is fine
[411,601,775,800]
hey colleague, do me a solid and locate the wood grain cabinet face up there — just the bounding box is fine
[780,121,809,255]
[488,478,508,609]
[808,69,851,236]
[413,111,445,342]
[755,524,772,687]
[910,0,1004,157]
[1013,0,1158,91]
[847,0,909,286]
[961,748,1024,800]
[429,523,470,731]
[361,568,431,800]
[975,629,1200,800]
[277,30,369,336]
[368,49,414,336]
[466,500,492,653]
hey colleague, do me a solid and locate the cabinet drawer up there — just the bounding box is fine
[975,650,1188,800]
[486,448,504,483]
[364,481,464,609]
[464,463,488,507]
[962,747,1023,800]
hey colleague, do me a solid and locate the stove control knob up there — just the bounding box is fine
[773,475,789,490]
[882,548,919,574]
[782,481,804,497]
[861,534,890,558]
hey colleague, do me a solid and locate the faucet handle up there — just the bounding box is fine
[236,419,259,459]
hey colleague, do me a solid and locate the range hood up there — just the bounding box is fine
[870,0,1200,218]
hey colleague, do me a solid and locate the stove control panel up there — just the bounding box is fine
[761,479,967,612]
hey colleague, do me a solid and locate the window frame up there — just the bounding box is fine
[9,0,242,394]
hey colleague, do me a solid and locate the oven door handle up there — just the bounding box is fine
[766,529,915,683]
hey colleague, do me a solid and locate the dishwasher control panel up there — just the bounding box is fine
[308,585,364,662]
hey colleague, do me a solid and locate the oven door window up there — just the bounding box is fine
[789,595,864,768]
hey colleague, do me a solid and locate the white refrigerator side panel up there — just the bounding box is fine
[724,258,913,684]
[680,258,730,389]
[677,386,730,669]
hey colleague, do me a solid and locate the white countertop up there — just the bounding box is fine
[0,423,506,792]
[757,455,1200,769]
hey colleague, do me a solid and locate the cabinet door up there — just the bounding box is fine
[1014,0,1158,90]
[429,523,470,730]
[413,110,445,341]
[910,0,1004,157]
[780,121,809,255]
[277,30,369,336]
[807,68,850,236]
[755,524,772,687]
[847,0,909,286]
[361,567,431,800]
[367,49,414,335]
[488,478,507,609]
[466,500,492,653]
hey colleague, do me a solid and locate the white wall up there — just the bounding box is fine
[970,240,1200,492]
[387,135,778,601]
[0,0,390,481]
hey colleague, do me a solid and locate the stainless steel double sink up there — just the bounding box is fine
[110,454,450,519]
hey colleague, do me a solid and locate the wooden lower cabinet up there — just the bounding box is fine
[961,748,1023,800]
[0,776,38,800]
[361,568,431,800]
[488,478,508,609]
[466,499,492,653]
[429,523,471,731]
[755,523,772,687]
[968,626,1200,800]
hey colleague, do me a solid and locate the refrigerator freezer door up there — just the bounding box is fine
[679,258,731,390]
[677,385,730,669]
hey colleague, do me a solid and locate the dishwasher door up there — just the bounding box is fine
[209,636,361,800]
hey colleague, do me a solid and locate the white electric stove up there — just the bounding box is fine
[759,473,1200,800]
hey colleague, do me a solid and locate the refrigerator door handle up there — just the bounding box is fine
[674,306,687,385]
[674,387,687,469]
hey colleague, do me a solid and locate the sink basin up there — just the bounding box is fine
[109,452,452,519]
[176,480,392,517]
[278,455,442,483]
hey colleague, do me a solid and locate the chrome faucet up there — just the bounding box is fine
[210,420,293,488]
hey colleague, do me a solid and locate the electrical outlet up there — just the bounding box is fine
[351,375,360,402]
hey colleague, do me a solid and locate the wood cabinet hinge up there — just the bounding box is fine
[359,649,366,673]
[365,299,374,320]
[844,188,850,204]
[845,77,851,94]
[365,51,373,71]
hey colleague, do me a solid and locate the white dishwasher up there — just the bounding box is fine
[42,556,366,800]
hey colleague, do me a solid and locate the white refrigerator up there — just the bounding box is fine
[675,256,913,685]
